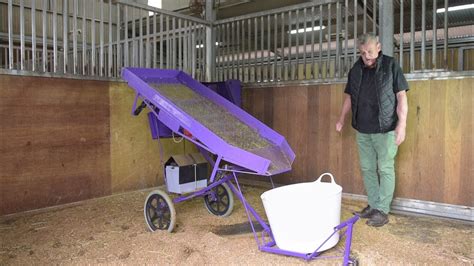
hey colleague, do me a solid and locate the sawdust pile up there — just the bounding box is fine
[1,185,472,265]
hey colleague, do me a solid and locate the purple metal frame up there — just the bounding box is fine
[123,67,295,176]
[225,173,359,265]
[122,67,358,265]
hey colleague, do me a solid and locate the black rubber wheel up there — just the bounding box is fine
[203,183,234,217]
[144,190,176,233]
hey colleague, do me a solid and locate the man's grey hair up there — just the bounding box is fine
[357,33,379,46]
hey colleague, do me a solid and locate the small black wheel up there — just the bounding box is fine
[144,190,176,233]
[203,183,234,217]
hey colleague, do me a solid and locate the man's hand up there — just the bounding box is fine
[395,125,406,145]
[336,120,344,132]
[336,95,352,133]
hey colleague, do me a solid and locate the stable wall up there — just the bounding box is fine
[0,75,192,215]
[1,74,472,215]
[242,77,473,207]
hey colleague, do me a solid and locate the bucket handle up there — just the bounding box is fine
[314,172,336,184]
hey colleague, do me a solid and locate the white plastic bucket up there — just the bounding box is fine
[260,173,342,254]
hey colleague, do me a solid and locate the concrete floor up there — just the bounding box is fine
[0,184,472,265]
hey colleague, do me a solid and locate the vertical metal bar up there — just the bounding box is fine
[228,21,232,79]
[178,18,182,70]
[139,9,143,67]
[180,17,184,72]
[400,0,404,69]
[223,23,228,80]
[267,15,271,81]
[146,10,150,68]
[241,20,245,82]
[4,47,7,68]
[230,21,234,79]
[443,0,448,69]
[91,0,96,74]
[432,0,437,69]
[344,0,348,76]
[132,8,136,67]
[73,0,78,75]
[82,0,86,74]
[243,20,245,80]
[31,0,36,71]
[260,17,264,81]
[187,20,192,74]
[186,21,190,75]
[327,3,331,79]
[16,49,19,69]
[421,0,426,70]
[124,5,129,67]
[336,1,341,78]
[227,22,234,79]
[303,8,307,80]
[167,16,171,69]
[353,0,357,63]
[372,0,378,34]
[53,0,58,73]
[410,0,415,72]
[196,21,201,79]
[280,12,285,81]
[195,22,199,79]
[153,13,157,69]
[215,23,219,80]
[116,3,121,77]
[191,22,196,77]
[20,0,25,70]
[200,23,204,79]
[295,9,299,80]
[288,11,292,81]
[63,0,68,74]
[319,4,323,79]
[373,0,377,34]
[220,23,225,81]
[8,0,13,69]
[273,13,277,81]
[166,16,169,69]
[42,0,47,72]
[228,22,232,79]
[25,48,29,70]
[184,20,188,73]
[311,6,315,79]
[254,17,257,82]
[172,17,176,69]
[237,20,241,80]
[202,24,207,81]
[363,0,367,34]
[186,20,189,74]
[247,18,251,82]
[241,19,245,81]
[160,14,163,69]
[108,0,112,76]
[198,22,202,78]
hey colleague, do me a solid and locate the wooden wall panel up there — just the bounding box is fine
[243,77,473,206]
[0,75,111,215]
[109,82,190,193]
[0,76,191,216]
[458,79,473,205]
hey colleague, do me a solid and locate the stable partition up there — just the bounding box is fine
[242,77,473,208]
[0,74,194,215]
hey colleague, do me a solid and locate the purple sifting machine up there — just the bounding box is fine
[122,67,358,265]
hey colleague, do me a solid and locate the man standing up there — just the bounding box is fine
[336,33,408,227]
